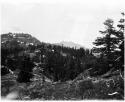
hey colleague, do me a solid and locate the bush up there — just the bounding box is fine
[77,80,94,99]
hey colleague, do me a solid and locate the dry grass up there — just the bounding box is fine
[1,72,124,100]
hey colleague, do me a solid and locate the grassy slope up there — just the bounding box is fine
[1,71,124,100]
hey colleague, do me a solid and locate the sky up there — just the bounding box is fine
[1,0,125,48]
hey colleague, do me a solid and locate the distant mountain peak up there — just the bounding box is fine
[54,41,84,49]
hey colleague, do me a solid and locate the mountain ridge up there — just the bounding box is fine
[1,33,87,50]
[1,32,42,47]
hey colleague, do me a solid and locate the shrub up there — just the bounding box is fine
[77,79,94,99]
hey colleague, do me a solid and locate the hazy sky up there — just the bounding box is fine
[1,0,125,48]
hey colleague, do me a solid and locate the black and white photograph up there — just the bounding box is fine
[1,0,124,100]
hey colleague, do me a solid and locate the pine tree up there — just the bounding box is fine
[114,12,124,71]
[17,56,34,83]
[116,13,124,50]
[93,19,118,70]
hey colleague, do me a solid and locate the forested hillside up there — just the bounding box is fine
[1,32,96,81]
